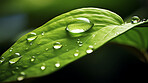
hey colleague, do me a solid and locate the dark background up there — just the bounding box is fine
[0,0,148,83]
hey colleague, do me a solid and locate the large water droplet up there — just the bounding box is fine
[9,53,22,64]
[0,57,5,64]
[55,62,60,68]
[66,18,94,37]
[74,50,79,57]
[131,16,140,24]
[27,32,38,42]
[53,42,63,49]
[30,56,35,62]
[86,45,93,54]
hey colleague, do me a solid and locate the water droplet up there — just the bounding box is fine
[0,57,5,64]
[55,62,60,68]
[41,32,45,36]
[27,32,38,42]
[142,18,146,21]
[16,67,19,69]
[9,48,13,52]
[53,42,63,49]
[74,50,79,57]
[131,16,140,24]
[17,72,26,81]
[30,56,35,62]
[86,45,93,54]
[17,76,24,81]
[20,72,25,75]
[9,57,22,64]
[77,39,83,46]
[41,64,46,70]
[9,53,22,64]
[15,53,20,56]
[25,47,29,50]
[66,18,94,37]
[41,65,46,70]
[45,48,49,51]
[66,49,69,51]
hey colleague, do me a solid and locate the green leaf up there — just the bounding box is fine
[0,8,147,82]
[112,26,148,62]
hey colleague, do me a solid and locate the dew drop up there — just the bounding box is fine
[17,72,26,81]
[16,67,19,70]
[131,16,140,24]
[9,48,13,52]
[86,45,93,54]
[26,32,38,42]
[55,62,60,68]
[9,53,22,64]
[66,17,94,37]
[17,76,24,81]
[0,57,5,64]
[41,64,46,70]
[30,56,35,62]
[53,42,63,49]
[74,50,79,57]
[15,53,20,56]
[77,39,83,47]
[9,57,22,64]
[25,47,29,50]
[41,32,45,36]
[45,48,49,51]
[20,72,26,76]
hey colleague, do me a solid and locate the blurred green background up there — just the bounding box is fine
[0,0,148,83]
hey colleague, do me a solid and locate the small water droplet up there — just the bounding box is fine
[41,32,45,36]
[86,45,93,54]
[17,72,25,81]
[131,16,140,24]
[66,49,69,51]
[27,32,38,42]
[16,67,19,69]
[45,48,49,51]
[15,53,20,56]
[53,42,63,49]
[142,18,146,21]
[25,47,29,50]
[17,76,24,81]
[20,72,25,75]
[0,57,5,64]
[55,62,60,68]
[12,71,16,74]
[30,56,35,62]
[74,50,79,57]
[41,64,46,70]
[9,53,22,64]
[9,48,13,52]
[77,39,83,46]
[66,18,94,37]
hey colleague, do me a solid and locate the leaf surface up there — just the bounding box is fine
[112,26,148,62]
[0,8,147,82]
